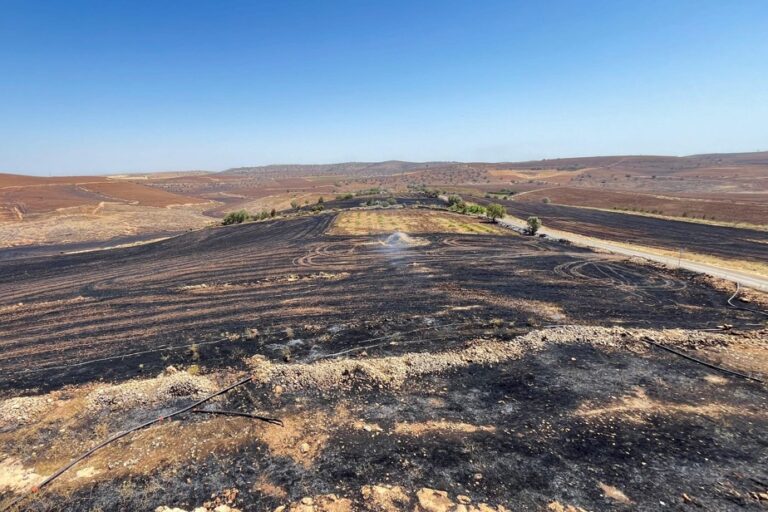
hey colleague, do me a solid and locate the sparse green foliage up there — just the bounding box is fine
[465,204,486,215]
[447,194,469,213]
[222,210,249,225]
[526,216,542,235]
[311,204,325,212]
[542,197,551,204]
[447,194,463,207]
[486,203,506,222]
[336,193,354,200]
[290,200,300,210]
[317,196,324,204]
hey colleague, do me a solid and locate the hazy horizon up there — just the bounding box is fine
[2,0,767,176]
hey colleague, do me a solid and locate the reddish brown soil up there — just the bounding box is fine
[79,181,207,207]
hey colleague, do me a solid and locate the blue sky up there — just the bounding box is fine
[1,0,767,175]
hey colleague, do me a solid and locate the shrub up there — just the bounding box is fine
[526,216,542,235]
[270,208,276,217]
[290,200,300,210]
[466,204,486,215]
[317,196,324,204]
[447,194,463,207]
[311,204,325,212]
[542,197,551,204]
[222,210,249,225]
[486,203,506,222]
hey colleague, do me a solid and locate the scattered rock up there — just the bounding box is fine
[416,488,454,512]
[0,395,53,430]
[361,484,411,511]
[86,371,215,412]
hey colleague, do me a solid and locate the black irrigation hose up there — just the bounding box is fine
[192,408,284,426]
[727,282,768,317]
[641,336,765,384]
[1,375,262,512]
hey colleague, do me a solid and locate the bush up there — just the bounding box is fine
[336,193,354,200]
[290,200,300,210]
[447,194,463,207]
[317,196,324,204]
[311,204,325,212]
[270,208,276,217]
[222,210,249,225]
[542,197,551,204]
[466,204,486,215]
[486,203,506,222]
[526,216,542,235]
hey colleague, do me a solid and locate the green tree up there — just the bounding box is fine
[222,210,249,225]
[486,203,506,222]
[526,216,542,235]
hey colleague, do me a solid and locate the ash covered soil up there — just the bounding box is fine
[0,206,766,511]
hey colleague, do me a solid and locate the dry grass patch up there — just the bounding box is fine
[328,210,507,236]
[393,420,496,436]
[576,387,756,424]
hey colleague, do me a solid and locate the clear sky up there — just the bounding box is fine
[1,0,767,175]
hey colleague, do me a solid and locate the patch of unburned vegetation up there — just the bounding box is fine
[328,209,507,235]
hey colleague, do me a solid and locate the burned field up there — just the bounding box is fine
[1,208,767,511]
[473,196,768,265]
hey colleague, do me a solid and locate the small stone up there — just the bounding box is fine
[473,472,483,481]
[457,495,471,504]
[301,497,313,505]
[416,488,454,512]
[300,442,310,453]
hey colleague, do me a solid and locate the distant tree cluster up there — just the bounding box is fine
[222,210,249,225]
[222,207,277,225]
